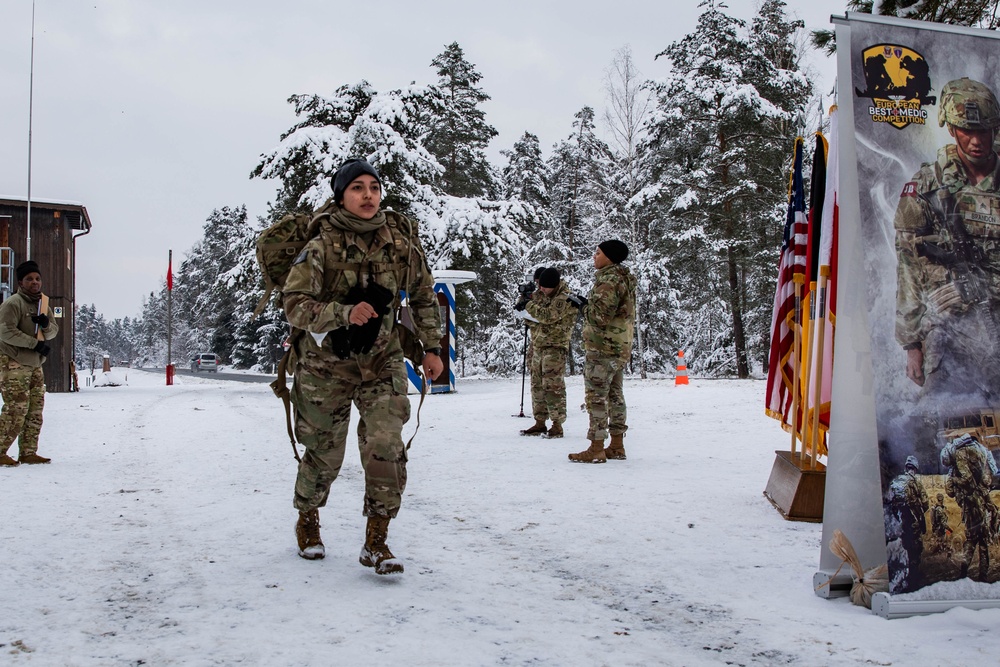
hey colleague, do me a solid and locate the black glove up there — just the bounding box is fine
[31,313,50,328]
[348,281,395,355]
[567,293,588,309]
[514,299,527,312]
[33,340,50,357]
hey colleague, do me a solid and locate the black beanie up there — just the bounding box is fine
[599,239,629,264]
[16,260,40,281]
[533,266,546,281]
[539,268,560,288]
[331,159,382,203]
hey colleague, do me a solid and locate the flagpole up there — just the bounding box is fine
[167,249,173,385]
[26,0,36,260]
[789,281,803,458]
[809,272,830,470]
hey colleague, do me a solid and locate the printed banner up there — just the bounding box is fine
[848,19,1000,595]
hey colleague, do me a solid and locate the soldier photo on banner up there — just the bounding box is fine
[848,21,1000,594]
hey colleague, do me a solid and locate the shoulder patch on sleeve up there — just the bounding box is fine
[900,181,918,198]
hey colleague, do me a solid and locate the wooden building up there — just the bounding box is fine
[0,197,92,392]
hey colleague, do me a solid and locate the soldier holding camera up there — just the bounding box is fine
[515,268,576,438]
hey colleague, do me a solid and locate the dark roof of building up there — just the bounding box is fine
[0,196,92,232]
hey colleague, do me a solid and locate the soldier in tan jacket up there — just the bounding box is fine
[0,261,58,466]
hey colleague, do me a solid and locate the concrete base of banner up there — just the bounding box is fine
[763,450,826,522]
[871,592,1000,619]
[813,570,853,599]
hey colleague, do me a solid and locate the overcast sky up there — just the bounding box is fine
[0,0,839,320]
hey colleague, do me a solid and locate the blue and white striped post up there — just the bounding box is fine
[404,270,476,394]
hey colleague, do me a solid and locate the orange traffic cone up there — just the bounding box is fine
[675,350,689,386]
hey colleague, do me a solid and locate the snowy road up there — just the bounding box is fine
[1,371,996,665]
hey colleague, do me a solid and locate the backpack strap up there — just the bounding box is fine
[270,328,305,462]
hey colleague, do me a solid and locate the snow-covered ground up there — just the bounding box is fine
[2,370,997,666]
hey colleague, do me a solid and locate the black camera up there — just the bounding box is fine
[518,281,536,297]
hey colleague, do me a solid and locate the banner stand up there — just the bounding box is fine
[871,593,1000,619]
[814,12,1000,617]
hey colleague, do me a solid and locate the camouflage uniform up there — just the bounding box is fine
[524,280,576,426]
[526,319,541,416]
[282,206,441,519]
[0,289,58,459]
[930,493,952,556]
[582,264,636,442]
[888,462,929,590]
[931,494,950,540]
[894,78,1000,401]
[941,435,997,580]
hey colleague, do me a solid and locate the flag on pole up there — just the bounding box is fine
[797,130,830,455]
[800,131,828,363]
[806,106,839,444]
[167,253,173,291]
[765,138,808,426]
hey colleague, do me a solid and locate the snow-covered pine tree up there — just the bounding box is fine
[601,45,666,378]
[812,0,1000,54]
[252,81,443,217]
[74,303,107,371]
[502,132,568,272]
[254,60,533,376]
[548,107,616,271]
[544,107,618,374]
[425,42,499,199]
[171,206,256,364]
[640,0,810,378]
[226,214,287,371]
[744,0,814,372]
[133,287,169,367]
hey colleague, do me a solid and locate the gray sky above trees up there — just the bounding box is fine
[0,0,838,319]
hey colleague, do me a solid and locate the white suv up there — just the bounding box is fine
[191,353,219,372]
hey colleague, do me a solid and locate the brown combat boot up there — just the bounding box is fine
[605,434,626,460]
[18,453,51,465]
[295,509,325,560]
[0,453,20,467]
[543,423,563,438]
[568,440,607,464]
[520,420,548,436]
[359,515,404,575]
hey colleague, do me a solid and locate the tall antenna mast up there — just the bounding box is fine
[27,0,36,260]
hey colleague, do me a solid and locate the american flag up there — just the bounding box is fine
[765,138,808,428]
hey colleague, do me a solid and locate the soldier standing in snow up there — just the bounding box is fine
[568,240,636,463]
[282,158,443,574]
[515,267,577,438]
[516,266,545,434]
[0,261,59,467]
